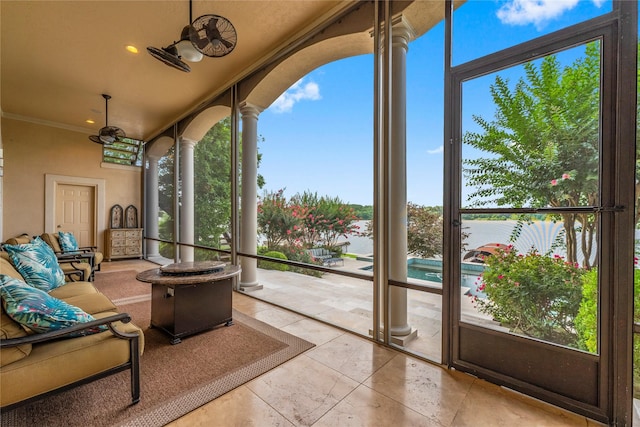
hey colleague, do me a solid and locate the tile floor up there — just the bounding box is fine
[102,260,604,427]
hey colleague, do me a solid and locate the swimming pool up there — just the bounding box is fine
[361,258,486,297]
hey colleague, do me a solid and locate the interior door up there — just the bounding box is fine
[55,184,96,247]
[448,27,615,421]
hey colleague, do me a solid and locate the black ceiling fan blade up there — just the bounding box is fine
[99,126,126,144]
[147,46,191,72]
[220,38,234,49]
[204,18,221,41]
[89,135,104,144]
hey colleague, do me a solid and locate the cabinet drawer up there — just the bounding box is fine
[112,238,126,247]
[111,247,126,256]
[125,230,141,238]
[125,246,141,255]
[110,230,126,239]
[125,238,141,247]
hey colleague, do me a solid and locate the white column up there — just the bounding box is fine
[388,16,416,338]
[145,155,160,258]
[239,103,262,290]
[180,137,196,262]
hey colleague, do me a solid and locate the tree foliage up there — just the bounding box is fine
[463,43,601,267]
[257,189,361,252]
[156,117,264,257]
[406,203,444,258]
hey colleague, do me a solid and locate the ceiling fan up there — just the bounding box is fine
[88,94,126,145]
[147,0,237,72]
[190,14,237,58]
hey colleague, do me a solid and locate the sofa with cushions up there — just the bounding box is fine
[0,237,144,410]
[5,233,93,283]
[40,231,104,280]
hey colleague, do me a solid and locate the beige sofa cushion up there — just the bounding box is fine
[0,253,23,280]
[63,292,117,315]
[48,281,97,299]
[0,310,144,408]
[0,310,31,367]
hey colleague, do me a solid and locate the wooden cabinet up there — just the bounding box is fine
[105,228,143,261]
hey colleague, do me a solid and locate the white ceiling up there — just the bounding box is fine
[1,0,349,141]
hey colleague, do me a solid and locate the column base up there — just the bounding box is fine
[239,282,263,292]
[369,328,418,346]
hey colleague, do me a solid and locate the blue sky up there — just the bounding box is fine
[255,0,612,207]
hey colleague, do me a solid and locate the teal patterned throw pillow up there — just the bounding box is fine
[0,275,104,335]
[3,237,66,292]
[58,231,79,253]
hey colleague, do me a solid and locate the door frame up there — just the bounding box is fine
[45,174,105,248]
[443,6,634,423]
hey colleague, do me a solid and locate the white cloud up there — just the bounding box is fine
[427,145,444,154]
[496,0,602,29]
[270,79,321,113]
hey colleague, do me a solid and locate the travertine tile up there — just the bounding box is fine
[106,260,608,427]
[232,292,276,316]
[313,385,439,427]
[281,317,344,346]
[306,333,397,383]
[166,385,294,427]
[252,307,307,328]
[451,379,592,427]
[364,354,474,426]
[247,355,359,426]
[312,307,372,336]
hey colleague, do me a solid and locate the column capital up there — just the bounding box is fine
[238,102,263,119]
[391,15,416,50]
[180,137,198,149]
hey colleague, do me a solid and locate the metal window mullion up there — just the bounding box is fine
[459,206,623,215]
[381,0,392,346]
[372,0,381,344]
[173,124,180,263]
[442,0,454,367]
[231,84,239,272]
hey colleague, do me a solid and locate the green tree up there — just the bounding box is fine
[258,189,361,252]
[157,117,264,257]
[289,191,360,250]
[349,204,373,220]
[463,42,601,267]
[258,189,300,249]
[314,196,360,250]
[193,119,233,249]
[406,203,444,258]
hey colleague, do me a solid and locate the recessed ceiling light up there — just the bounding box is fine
[126,45,139,54]
[86,119,95,124]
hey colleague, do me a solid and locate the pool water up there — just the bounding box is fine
[361,259,486,297]
[407,264,485,297]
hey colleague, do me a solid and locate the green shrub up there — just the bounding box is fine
[575,269,597,352]
[475,248,584,347]
[280,245,323,277]
[258,251,289,271]
[576,266,640,396]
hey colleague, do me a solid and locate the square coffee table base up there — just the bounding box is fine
[150,278,233,344]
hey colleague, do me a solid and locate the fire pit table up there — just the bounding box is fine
[136,261,241,344]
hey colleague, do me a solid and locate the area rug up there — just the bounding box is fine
[1,270,315,427]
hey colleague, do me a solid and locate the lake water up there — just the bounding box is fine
[338,219,568,257]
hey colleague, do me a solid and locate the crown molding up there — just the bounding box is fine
[1,112,95,135]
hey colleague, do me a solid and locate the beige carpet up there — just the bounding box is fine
[1,270,314,427]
